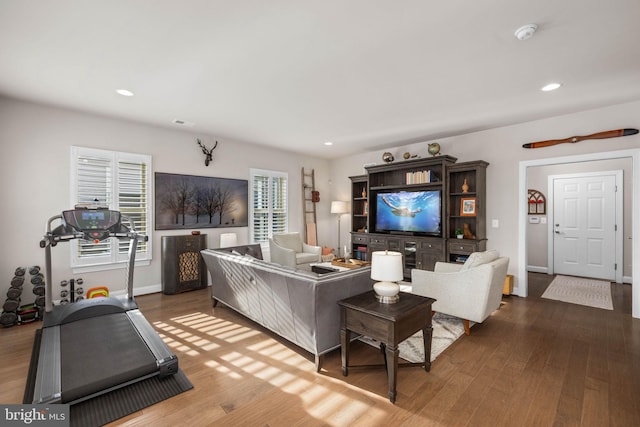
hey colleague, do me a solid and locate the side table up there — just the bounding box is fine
[338,290,435,403]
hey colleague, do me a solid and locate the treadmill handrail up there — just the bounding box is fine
[41,212,146,312]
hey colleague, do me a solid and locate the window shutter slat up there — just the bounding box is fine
[71,146,152,268]
[250,169,288,244]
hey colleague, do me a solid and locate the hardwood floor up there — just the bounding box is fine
[2,273,639,426]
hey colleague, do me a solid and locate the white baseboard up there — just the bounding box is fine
[110,283,162,297]
[527,265,548,274]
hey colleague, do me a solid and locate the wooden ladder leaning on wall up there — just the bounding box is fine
[301,168,318,245]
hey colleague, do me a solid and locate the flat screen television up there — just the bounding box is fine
[373,190,441,236]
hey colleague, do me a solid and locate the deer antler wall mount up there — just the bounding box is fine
[197,138,218,166]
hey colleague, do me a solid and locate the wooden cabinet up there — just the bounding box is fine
[351,232,369,261]
[446,161,489,263]
[348,156,488,272]
[349,175,369,260]
[161,234,208,294]
[350,175,369,233]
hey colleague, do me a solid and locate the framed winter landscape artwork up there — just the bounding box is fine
[155,172,248,230]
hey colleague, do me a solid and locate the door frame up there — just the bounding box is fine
[547,170,623,283]
[518,148,640,319]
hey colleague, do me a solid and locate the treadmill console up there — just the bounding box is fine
[62,209,122,241]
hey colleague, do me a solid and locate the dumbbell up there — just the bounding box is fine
[14,267,26,277]
[3,298,20,312]
[17,304,39,324]
[11,276,24,288]
[30,273,44,285]
[32,285,46,296]
[34,295,46,307]
[0,311,17,327]
[7,287,22,300]
[29,266,41,275]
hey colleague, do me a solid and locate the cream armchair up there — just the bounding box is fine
[269,232,322,269]
[410,250,509,335]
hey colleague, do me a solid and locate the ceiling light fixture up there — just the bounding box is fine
[324,141,333,146]
[514,24,538,41]
[172,119,195,127]
[541,82,562,92]
[115,89,134,97]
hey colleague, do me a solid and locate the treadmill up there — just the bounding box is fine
[30,205,178,405]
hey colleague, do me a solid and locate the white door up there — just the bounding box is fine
[552,173,618,280]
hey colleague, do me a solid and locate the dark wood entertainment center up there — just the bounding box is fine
[349,155,488,276]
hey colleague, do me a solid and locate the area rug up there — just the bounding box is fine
[541,275,613,310]
[358,312,468,363]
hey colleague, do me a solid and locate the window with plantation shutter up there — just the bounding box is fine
[70,146,152,271]
[249,169,288,246]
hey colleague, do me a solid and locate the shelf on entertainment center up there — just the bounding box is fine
[449,191,477,196]
[369,183,442,191]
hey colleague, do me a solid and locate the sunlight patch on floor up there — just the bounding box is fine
[156,311,379,423]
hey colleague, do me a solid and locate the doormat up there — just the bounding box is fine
[541,275,613,310]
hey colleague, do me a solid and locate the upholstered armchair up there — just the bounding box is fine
[410,250,509,335]
[269,232,322,269]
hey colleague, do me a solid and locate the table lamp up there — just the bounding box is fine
[371,250,403,303]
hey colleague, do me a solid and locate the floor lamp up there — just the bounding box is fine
[331,201,349,258]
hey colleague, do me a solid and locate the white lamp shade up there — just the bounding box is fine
[370,251,403,282]
[330,200,349,214]
[220,233,238,247]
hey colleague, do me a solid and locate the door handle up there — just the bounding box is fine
[554,224,561,234]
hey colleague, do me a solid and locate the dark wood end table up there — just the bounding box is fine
[338,290,435,403]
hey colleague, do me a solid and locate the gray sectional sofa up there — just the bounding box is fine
[200,245,373,371]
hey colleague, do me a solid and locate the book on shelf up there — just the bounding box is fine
[405,170,432,184]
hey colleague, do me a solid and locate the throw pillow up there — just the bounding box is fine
[322,246,334,255]
[460,250,499,271]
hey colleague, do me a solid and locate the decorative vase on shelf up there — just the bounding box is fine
[462,179,469,193]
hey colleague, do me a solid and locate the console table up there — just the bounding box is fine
[338,291,435,403]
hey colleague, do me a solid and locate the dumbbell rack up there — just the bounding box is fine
[59,278,85,305]
[1,266,47,327]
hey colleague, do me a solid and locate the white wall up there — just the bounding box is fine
[331,100,640,296]
[3,96,639,314]
[0,96,330,299]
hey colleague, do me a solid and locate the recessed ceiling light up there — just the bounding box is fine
[324,141,334,146]
[541,83,562,92]
[116,89,134,97]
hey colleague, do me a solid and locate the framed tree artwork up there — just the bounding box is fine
[155,172,248,230]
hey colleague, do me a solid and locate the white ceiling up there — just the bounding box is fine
[1,1,640,159]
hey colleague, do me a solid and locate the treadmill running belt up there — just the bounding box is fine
[60,312,158,403]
